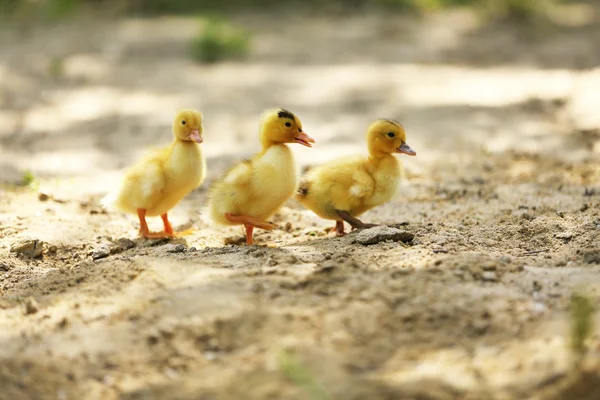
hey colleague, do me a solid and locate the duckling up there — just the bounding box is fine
[296,119,415,236]
[102,109,206,239]
[208,109,314,245]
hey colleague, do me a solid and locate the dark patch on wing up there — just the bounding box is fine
[297,180,310,197]
[277,109,296,120]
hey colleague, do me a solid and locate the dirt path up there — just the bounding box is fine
[1,7,600,400]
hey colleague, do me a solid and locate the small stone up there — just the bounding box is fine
[91,244,111,260]
[481,271,498,282]
[284,255,298,264]
[0,261,13,271]
[24,297,39,315]
[481,263,497,271]
[10,239,44,258]
[38,192,50,201]
[147,333,159,346]
[471,319,489,335]
[165,244,186,253]
[499,255,512,264]
[355,226,415,246]
[188,247,197,252]
[583,250,600,264]
[115,238,135,250]
[224,236,245,245]
[555,232,573,240]
[390,268,413,277]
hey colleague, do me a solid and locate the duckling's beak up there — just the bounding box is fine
[188,129,203,143]
[397,142,416,156]
[294,131,315,147]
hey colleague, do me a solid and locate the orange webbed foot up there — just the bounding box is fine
[140,230,175,239]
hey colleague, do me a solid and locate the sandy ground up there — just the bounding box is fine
[1,5,600,400]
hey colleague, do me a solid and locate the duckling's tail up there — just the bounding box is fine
[100,190,118,212]
[199,205,219,228]
[296,179,310,199]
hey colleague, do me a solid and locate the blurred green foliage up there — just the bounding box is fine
[0,0,567,20]
[570,293,594,361]
[277,349,332,400]
[190,17,250,63]
[21,170,39,189]
[0,0,78,19]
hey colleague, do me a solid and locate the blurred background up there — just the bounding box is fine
[0,0,598,194]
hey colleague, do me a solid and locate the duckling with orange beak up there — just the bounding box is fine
[102,109,206,238]
[296,119,415,236]
[208,109,315,245]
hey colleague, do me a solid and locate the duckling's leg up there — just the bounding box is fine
[137,209,173,239]
[224,213,276,245]
[336,210,377,231]
[161,214,174,235]
[159,213,195,237]
[244,224,254,246]
[330,220,345,236]
[224,213,277,230]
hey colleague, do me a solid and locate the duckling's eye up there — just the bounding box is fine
[181,120,186,125]
[387,132,395,138]
[285,122,292,127]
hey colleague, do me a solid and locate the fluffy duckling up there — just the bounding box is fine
[208,109,314,245]
[296,119,415,236]
[102,109,206,238]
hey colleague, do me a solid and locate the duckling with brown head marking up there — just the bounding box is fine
[208,108,314,245]
[296,119,415,236]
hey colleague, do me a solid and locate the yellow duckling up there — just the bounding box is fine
[296,119,416,236]
[208,109,315,245]
[102,109,206,238]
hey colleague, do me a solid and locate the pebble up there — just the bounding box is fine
[499,255,512,264]
[165,244,186,253]
[10,239,44,258]
[555,232,573,240]
[224,236,245,245]
[0,261,13,271]
[91,244,111,260]
[355,226,415,246]
[38,192,50,201]
[116,238,135,250]
[481,271,498,282]
[24,297,39,315]
[188,247,197,252]
[583,250,600,264]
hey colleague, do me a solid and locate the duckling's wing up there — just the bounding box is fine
[223,160,252,186]
[126,156,166,200]
[348,170,375,198]
[139,161,166,200]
